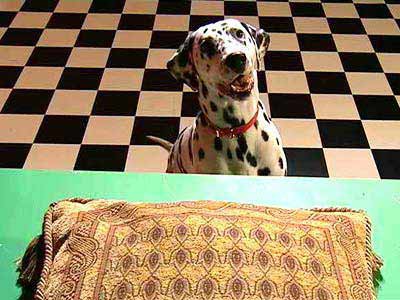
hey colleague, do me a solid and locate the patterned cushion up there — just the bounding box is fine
[18,199,382,300]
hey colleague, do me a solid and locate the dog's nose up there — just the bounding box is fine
[225,53,247,73]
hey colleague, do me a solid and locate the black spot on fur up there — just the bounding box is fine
[243,40,246,46]
[261,130,269,141]
[263,112,270,123]
[200,38,217,57]
[198,148,205,160]
[237,134,248,153]
[276,138,280,145]
[210,101,218,112]
[217,30,222,35]
[279,157,283,169]
[223,109,240,127]
[228,105,234,114]
[204,28,208,33]
[221,22,227,26]
[212,28,216,32]
[200,114,207,127]
[227,148,233,159]
[258,101,264,109]
[235,147,244,161]
[221,47,225,52]
[202,83,208,98]
[254,120,258,129]
[183,71,198,90]
[258,167,271,176]
[214,137,222,151]
[246,152,257,167]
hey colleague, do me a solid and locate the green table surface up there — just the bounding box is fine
[0,169,399,299]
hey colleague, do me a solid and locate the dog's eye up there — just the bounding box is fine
[235,29,245,39]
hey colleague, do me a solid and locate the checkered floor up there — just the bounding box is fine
[0,0,399,179]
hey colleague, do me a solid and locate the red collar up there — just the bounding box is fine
[202,108,259,139]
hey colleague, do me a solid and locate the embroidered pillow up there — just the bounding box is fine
[17,199,382,300]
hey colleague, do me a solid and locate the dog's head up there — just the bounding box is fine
[167,19,270,99]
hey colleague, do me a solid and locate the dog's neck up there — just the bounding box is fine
[198,73,259,129]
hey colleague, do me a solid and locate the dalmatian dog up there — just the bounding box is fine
[148,19,287,176]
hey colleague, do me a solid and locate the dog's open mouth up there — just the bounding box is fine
[218,74,254,99]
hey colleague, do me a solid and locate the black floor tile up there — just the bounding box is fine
[189,15,224,32]
[21,0,59,12]
[75,145,129,171]
[118,14,155,30]
[372,150,400,179]
[224,1,258,16]
[57,68,104,90]
[355,4,393,18]
[284,148,328,177]
[47,13,86,29]
[131,116,180,145]
[0,28,43,46]
[150,31,188,49]
[269,93,315,118]
[259,17,295,33]
[257,71,267,93]
[35,115,88,144]
[92,91,139,116]
[328,18,366,34]
[0,143,31,168]
[0,66,22,88]
[181,92,200,117]
[290,3,325,17]
[339,52,383,72]
[157,1,191,15]
[0,12,16,27]
[141,69,183,91]
[265,51,304,71]
[317,120,369,148]
[89,0,125,13]
[1,89,53,114]
[369,35,400,53]
[297,34,336,51]
[26,46,72,67]
[106,48,148,68]
[354,95,400,120]
[75,30,115,48]
[386,73,400,95]
[306,72,351,94]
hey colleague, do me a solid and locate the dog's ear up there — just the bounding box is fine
[240,22,270,69]
[166,32,199,91]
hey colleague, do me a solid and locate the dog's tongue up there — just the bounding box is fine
[231,75,251,92]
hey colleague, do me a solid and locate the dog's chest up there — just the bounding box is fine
[192,115,282,175]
